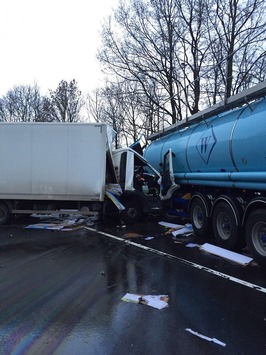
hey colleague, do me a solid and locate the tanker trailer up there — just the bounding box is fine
[144,81,266,266]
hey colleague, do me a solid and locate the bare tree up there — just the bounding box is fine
[207,0,266,98]
[87,79,162,146]
[98,0,181,124]
[0,83,43,122]
[173,0,211,116]
[43,80,84,122]
[87,84,125,147]
[98,0,266,132]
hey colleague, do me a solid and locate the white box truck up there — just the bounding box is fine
[0,122,160,225]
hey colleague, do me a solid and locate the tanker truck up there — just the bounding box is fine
[144,81,266,266]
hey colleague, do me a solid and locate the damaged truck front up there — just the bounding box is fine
[0,122,160,225]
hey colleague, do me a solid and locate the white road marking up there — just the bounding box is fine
[85,227,266,295]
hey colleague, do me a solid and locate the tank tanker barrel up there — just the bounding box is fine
[144,81,266,267]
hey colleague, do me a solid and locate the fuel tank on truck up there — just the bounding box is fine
[144,97,266,191]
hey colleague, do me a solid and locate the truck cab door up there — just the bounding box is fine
[119,150,135,191]
[160,149,179,200]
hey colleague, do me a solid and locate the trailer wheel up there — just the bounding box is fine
[190,197,211,237]
[245,209,266,266]
[0,202,11,225]
[212,201,243,250]
[120,199,142,225]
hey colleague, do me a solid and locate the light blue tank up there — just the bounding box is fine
[144,97,266,191]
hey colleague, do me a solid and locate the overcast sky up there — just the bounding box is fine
[0,0,119,96]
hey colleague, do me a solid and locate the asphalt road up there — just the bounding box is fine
[0,215,265,354]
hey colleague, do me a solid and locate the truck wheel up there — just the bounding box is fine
[190,197,211,237]
[212,201,243,250]
[245,209,266,266]
[120,200,142,225]
[0,203,11,225]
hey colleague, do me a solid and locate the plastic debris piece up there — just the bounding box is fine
[172,224,193,237]
[121,293,169,309]
[145,236,154,241]
[158,221,185,229]
[25,223,64,230]
[105,183,123,195]
[185,328,226,347]
[105,191,125,210]
[186,243,200,248]
[200,243,253,266]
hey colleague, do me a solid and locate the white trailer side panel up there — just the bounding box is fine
[0,123,108,201]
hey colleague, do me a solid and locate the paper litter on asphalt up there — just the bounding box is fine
[185,328,226,347]
[200,243,253,266]
[121,293,169,309]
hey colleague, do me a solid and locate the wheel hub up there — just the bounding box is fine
[217,212,231,240]
[252,222,266,256]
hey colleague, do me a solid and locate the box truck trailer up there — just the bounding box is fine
[0,122,160,225]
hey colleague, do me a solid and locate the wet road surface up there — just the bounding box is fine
[0,215,265,354]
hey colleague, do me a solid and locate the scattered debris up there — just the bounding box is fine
[164,228,178,235]
[172,224,193,237]
[121,293,169,310]
[24,215,97,231]
[159,221,253,264]
[123,233,144,239]
[200,243,253,266]
[105,183,123,195]
[186,243,200,248]
[158,221,185,229]
[25,223,65,230]
[105,191,125,211]
[185,328,226,347]
[159,221,194,239]
[144,236,154,241]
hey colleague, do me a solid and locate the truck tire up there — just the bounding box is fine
[0,202,11,225]
[120,200,142,225]
[245,209,266,266]
[190,197,211,237]
[212,201,243,250]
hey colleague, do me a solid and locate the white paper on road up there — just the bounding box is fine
[121,293,169,309]
[200,243,253,266]
[185,328,226,347]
